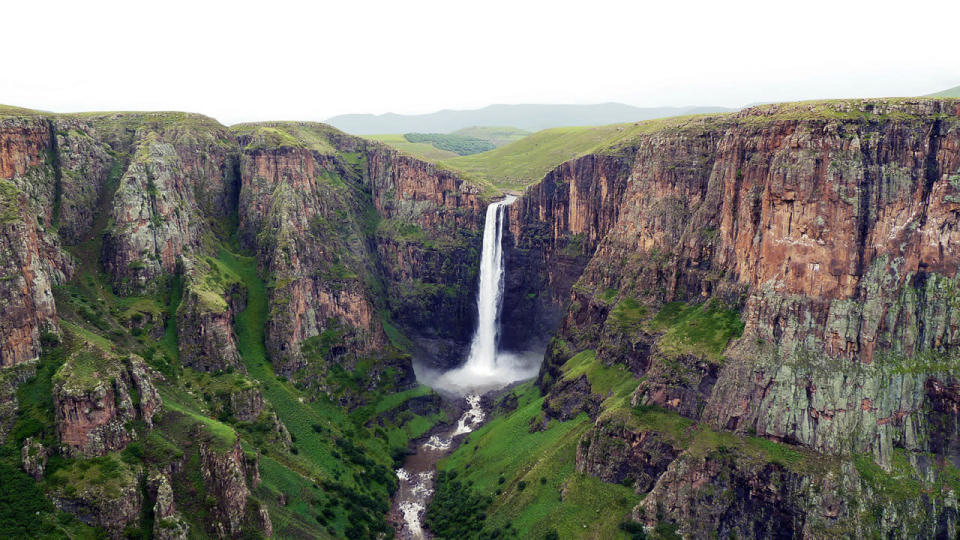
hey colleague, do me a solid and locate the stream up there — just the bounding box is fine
[388,395,485,540]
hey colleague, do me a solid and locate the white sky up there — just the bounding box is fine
[3,0,959,125]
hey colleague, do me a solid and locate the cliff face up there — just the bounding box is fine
[233,124,489,377]
[509,99,960,536]
[53,346,161,457]
[367,147,487,366]
[501,153,633,352]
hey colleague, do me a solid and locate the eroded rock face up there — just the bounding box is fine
[633,449,960,539]
[576,412,679,493]
[176,260,246,373]
[148,471,190,540]
[522,100,960,460]
[53,348,161,456]
[198,436,251,538]
[96,113,239,295]
[229,386,265,422]
[510,100,960,533]
[0,179,63,367]
[237,140,385,374]
[541,374,602,423]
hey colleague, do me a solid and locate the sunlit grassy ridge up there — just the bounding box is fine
[440,124,648,190]
[362,133,460,161]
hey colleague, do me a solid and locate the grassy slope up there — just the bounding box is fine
[927,85,960,98]
[440,124,640,190]
[450,126,530,147]
[362,134,460,161]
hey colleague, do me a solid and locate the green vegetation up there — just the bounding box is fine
[647,300,744,362]
[0,179,23,224]
[363,133,460,161]
[608,298,648,333]
[440,124,643,190]
[47,453,137,500]
[926,85,960,98]
[403,133,495,156]
[451,126,530,147]
[230,122,340,154]
[561,350,638,409]
[434,382,641,539]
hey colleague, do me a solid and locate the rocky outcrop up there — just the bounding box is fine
[50,457,143,538]
[20,436,48,480]
[229,386,265,422]
[576,411,679,492]
[147,470,190,540]
[633,448,960,539]
[541,374,602,423]
[53,347,161,456]
[198,435,253,537]
[94,113,239,294]
[176,259,245,373]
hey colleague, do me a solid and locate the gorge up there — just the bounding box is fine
[2,98,960,539]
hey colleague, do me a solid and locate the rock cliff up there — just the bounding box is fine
[504,98,960,537]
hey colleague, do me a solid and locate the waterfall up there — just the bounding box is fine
[428,194,538,395]
[461,195,516,374]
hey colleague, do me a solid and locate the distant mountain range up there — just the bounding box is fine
[326,103,738,134]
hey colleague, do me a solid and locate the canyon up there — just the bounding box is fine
[0,98,959,539]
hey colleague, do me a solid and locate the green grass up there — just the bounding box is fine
[925,85,960,98]
[561,350,640,409]
[363,134,460,161]
[450,126,530,147]
[440,124,643,190]
[608,297,648,333]
[436,382,641,539]
[161,395,238,450]
[647,300,744,362]
[231,122,340,154]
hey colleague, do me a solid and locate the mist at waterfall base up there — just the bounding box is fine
[418,194,541,396]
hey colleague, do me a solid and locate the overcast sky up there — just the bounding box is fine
[3,0,959,125]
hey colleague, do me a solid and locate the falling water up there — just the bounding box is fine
[462,194,516,373]
[429,195,533,395]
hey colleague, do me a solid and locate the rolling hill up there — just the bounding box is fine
[928,84,960,97]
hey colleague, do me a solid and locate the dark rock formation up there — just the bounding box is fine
[53,347,161,456]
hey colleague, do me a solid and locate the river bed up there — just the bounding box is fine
[388,395,485,540]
